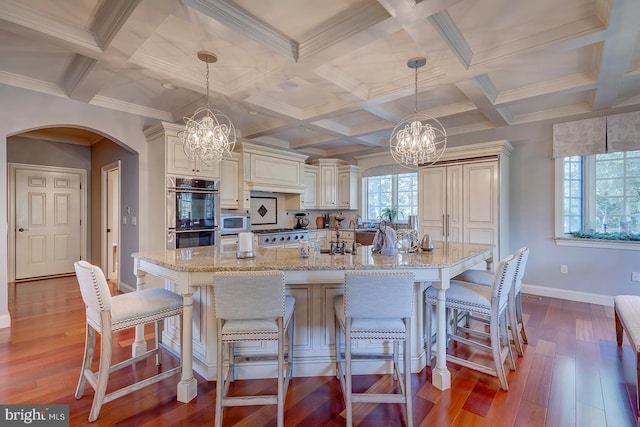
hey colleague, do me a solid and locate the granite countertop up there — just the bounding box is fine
[132,242,493,272]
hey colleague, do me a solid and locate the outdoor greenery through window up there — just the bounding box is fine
[563,150,640,241]
[364,173,417,223]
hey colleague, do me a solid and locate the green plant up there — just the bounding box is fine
[380,207,403,223]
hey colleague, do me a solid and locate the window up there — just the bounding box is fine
[560,150,640,240]
[363,172,417,222]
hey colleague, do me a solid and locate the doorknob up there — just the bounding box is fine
[18,227,29,232]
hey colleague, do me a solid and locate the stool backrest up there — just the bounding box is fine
[491,254,518,309]
[513,247,530,293]
[213,270,285,319]
[344,271,414,319]
[74,260,112,312]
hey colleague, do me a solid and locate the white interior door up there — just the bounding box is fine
[106,168,119,280]
[15,169,82,279]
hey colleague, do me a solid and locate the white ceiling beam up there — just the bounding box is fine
[0,0,101,57]
[183,0,298,61]
[455,75,510,126]
[64,0,178,102]
[592,0,640,110]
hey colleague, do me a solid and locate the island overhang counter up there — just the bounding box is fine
[132,242,494,403]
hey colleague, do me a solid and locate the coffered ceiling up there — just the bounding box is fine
[2,0,640,159]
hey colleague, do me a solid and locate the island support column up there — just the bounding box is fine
[432,266,451,390]
[132,269,147,356]
[177,292,197,403]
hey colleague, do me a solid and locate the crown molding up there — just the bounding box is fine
[184,0,298,61]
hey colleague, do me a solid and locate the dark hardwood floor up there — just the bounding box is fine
[1,276,638,426]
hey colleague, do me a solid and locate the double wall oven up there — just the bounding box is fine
[166,177,220,249]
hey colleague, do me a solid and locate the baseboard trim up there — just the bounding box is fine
[0,313,11,329]
[522,284,614,307]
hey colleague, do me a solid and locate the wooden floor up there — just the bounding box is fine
[1,276,638,426]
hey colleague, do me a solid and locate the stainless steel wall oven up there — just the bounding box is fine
[166,177,220,249]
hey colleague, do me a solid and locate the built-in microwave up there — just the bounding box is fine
[220,211,251,235]
[167,176,220,249]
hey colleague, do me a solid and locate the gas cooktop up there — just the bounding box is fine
[254,228,309,247]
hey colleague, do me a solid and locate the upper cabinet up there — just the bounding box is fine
[166,133,220,179]
[418,140,512,262]
[303,164,319,209]
[337,165,358,209]
[310,159,359,210]
[220,153,240,209]
[145,122,221,179]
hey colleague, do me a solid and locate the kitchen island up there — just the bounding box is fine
[132,242,494,403]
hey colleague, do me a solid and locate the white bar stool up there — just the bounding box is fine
[212,270,295,427]
[333,271,414,427]
[74,261,183,422]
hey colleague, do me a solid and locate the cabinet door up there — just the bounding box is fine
[303,168,318,209]
[337,168,357,209]
[419,167,447,240]
[220,157,239,208]
[463,161,498,246]
[166,135,220,178]
[446,165,463,243]
[319,165,337,208]
[167,135,197,176]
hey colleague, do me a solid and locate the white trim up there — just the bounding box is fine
[555,237,640,250]
[7,163,88,282]
[0,313,10,329]
[101,161,120,289]
[522,283,614,306]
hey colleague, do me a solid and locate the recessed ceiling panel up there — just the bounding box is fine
[449,0,597,54]
[235,0,364,40]
[19,0,99,28]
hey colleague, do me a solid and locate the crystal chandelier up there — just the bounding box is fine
[390,57,446,168]
[180,51,236,165]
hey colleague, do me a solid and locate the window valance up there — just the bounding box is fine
[552,111,640,158]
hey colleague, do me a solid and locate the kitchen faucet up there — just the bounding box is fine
[348,219,356,229]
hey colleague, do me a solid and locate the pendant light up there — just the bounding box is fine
[180,51,236,165]
[389,57,446,168]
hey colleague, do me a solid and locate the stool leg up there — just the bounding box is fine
[491,313,509,391]
[508,289,524,357]
[89,330,112,422]
[516,293,528,344]
[215,320,224,427]
[345,320,353,427]
[75,325,95,399]
[277,318,285,427]
[404,319,413,427]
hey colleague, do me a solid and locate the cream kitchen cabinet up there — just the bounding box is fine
[337,165,358,209]
[166,133,221,178]
[220,153,240,209]
[418,140,512,262]
[310,159,359,210]
[303,164,319,209]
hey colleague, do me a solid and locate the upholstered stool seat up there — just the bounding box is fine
[74,261,183,422]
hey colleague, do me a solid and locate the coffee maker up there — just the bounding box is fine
[294,213,309,229]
